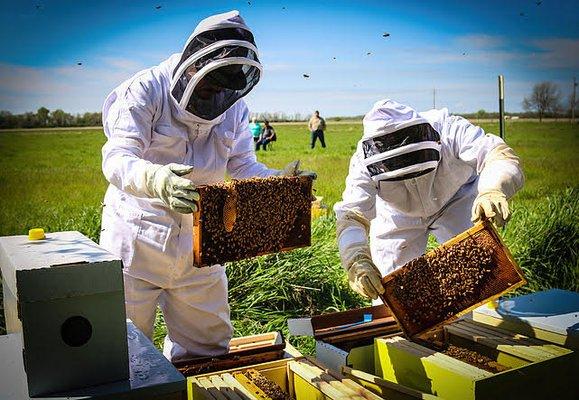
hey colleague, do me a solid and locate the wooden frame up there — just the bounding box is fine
[379,220,527,338]
[174,332,289,377]
[193,176,313,267]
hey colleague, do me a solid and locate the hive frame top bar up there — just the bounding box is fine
[380,220,527,339]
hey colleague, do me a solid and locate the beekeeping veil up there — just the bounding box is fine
[361,100,441,181]
[170,10,262,122]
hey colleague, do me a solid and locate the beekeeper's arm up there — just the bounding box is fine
[448,116,524,227]
[101,85,198,213]
[227,103,316,179]
[333,147,384,299]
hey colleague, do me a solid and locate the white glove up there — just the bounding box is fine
[347,257,384,300]
[471,190,510,227]
[336,210,384,299]
[144,163,199,213]
[278,160,317,180]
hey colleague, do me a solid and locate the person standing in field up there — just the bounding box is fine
[99,10,315,362]
[308,110,326,149]
[256,120,276,151]
[334,99,524,300]
[249,116,262,145]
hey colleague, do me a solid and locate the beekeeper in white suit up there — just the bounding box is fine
[334,99,524,301]
[100,10,314,361]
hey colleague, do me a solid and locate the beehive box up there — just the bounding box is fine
[341,367,440,400]
[189,356,387,400]
[379,220,526,338]
[288,305,401,374]
[174,332,291,376]
[0,231,129,396]
[193,176,313,267]
[472,289,579,350]
[374,319,577,400]
[0,320,187,399]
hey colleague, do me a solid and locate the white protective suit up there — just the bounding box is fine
[99,11,280,361]
[334,99,524,301]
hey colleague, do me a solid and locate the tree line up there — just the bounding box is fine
[0,81,576,129]
[0,107,102,129]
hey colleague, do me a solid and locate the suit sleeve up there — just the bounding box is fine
[101,80,157,197]
[447,115,524,198]
[333,144,378,254]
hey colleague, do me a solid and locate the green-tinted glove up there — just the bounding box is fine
[279,160,317,180]
[144,163,199,213]
[347,258,385,300]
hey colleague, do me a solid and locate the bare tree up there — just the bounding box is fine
[522,82,562,122]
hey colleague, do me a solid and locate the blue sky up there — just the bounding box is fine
[0,0,577,116]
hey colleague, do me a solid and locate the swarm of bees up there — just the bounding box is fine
[392,237,494,329]
[196,176,312,266]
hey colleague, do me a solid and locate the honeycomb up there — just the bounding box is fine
[380,222,526,337]
[194,176,312,266]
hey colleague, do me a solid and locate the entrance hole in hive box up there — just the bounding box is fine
[380,220,526,338]
[193,176,313,266]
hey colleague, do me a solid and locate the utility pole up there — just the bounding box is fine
[433,88,436,109]
[572,76,577,124]
[498,75,505,140]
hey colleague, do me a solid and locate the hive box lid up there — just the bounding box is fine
[288,305,398,340]
[474,289,579,336]
[0,231,122,301]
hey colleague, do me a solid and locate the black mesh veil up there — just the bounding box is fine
[170,27,262,120]
[361,123,441,181]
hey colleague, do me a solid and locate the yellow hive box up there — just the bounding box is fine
[188,356,387,400]
[374,319,577,400]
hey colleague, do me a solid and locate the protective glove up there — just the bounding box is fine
[471,190,510,227]
[144,163,199,213]
[347,257,385,300]
[278,160,317,180]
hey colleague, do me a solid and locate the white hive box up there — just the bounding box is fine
[0,231,129,396]
[0,320,187,399]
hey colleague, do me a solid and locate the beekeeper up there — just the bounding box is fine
[100,10,314,361]
[334,99,524,300]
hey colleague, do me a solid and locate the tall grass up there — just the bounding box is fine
[504,188,579,293]
[1,122,578,344]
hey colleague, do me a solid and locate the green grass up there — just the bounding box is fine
[0,121,578,350]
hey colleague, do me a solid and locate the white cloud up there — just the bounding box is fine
[531,38,579,69]
[0,58,141,113]
[456,34,505,49]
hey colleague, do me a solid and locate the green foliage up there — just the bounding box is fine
[504,188,579,293]
[0,121,578,349]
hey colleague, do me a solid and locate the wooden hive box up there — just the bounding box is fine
[174,332,293,377]
[374,319,578,400]
[472,289,579,350]
[379,220,526,338]
[288,306,401,375]
[193,176,313,267]
[189,356,393,400]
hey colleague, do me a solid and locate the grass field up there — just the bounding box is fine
[0,120,578,349]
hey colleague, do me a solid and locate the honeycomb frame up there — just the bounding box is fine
[193,176,313,267]
[379,220,527,338]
